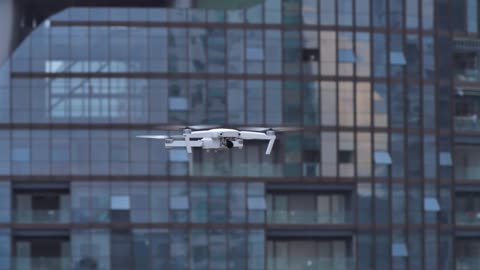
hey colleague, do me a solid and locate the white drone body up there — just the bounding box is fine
[137,126,299,155]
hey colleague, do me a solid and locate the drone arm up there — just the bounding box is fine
[185,135,192,153]
[166,140,202,148]
[239,131,271,140]
[265,137,276,155]
[240,131,276,154]
[188,130,216,139]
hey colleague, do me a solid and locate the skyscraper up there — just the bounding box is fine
[0,0,474,269]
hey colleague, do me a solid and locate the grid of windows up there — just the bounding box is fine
[0,128,454,178]
[70,181,265,224]
[0,0,464,270]
[69,228,264,270]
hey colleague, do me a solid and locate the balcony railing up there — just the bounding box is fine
[13,210,70,224]
[267,210,351,225]
[455,167,480,181]
[456,257,480,270]
[13,257,71,270]
[456,212,480,225]
[456,69,480,82]
[455,116,480,131]
[268,257,355,270]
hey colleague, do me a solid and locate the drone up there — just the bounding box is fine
[136,125,302,155]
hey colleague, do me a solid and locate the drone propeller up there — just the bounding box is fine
[240,126,303,132]
[136,135,169,140]
[156,124,221,131]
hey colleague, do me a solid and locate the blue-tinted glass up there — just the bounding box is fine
[356,0,370,26]
[373,0,387,27]
[375,183,389,225]
[408,184,422,225]
[338,0,353,26]
[358,183,372,224]
[408,135,421,178]
[209,183,227,223]
[392,184,405,225]
[282,0,301,24]
[229,230,246,270]
[170,229,188,270]
[406,35,420,79]
[191,183,208,223]
[133,230,149,270]
[408,83,420,128]
[373,34,386,77]
[390,83,404,128]
[210,229,227,270]
[248,230,265,270]
[246,4,263,23]
[320,0,336,25]
[424,135,437,179]
[376,233,390,269]
[425,229,438,269]
[423,37,435,80]
[422,0,434,30]
[406,0,418,28]
[358,232,373,269]
[151,229,169,269]
[389,0,403,29]
[229,183,246,223]
[0,229,10,269]
[191,230,208,270]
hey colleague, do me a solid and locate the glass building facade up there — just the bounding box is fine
[0,0,474,269]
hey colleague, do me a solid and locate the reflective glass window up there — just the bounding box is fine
[358,183,372,224]
[424,135,437,179]
[265,30,282,74]
[209,229,227,270]
[392,184,406,225]
[376,233,390,269]
[190,230,208,270]
[375,183,389,225]
[302,0,318,25]
[373,34,386,77]
[321,81,337,126]
[320,31,337,76]
[338,0,353,26]
[373,0,387,27]
[265,0,281,23]
[423,37,435,80]
[406,0,419,28]
[422,0,434,30]
[338,82,354,127]
[423,85,435,129]
[390,83,404,128]
[389,0,403,29]
[282,0,301,24]
[356,0,370,26]
[357,132,371,177]
[356,32,371,77]
[320,0,336,25]
[227,80,245,124]
[322,132,337,177]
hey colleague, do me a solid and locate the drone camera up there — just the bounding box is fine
[225,139,234,149]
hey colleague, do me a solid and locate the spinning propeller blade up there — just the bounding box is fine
[239,126,303,132]
[156,125,220,131]
[136,135,169,139]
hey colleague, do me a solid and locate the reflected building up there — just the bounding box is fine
[0,0,473,269]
